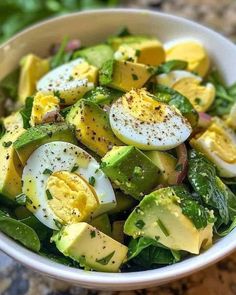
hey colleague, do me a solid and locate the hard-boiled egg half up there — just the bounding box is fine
[157,70,215,112]
[109,88,192,150]
[164,38,210,77]
[22,141,116,230]
[190,118,236,178]
[37,58,98,105]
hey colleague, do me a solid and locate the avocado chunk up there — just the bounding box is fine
[66,99,122,157]
[84,86,123,106]
[90,214,112,236]
[101,146,160,200]
[14,122,76,165]
[18,54,49,104]
[0,127,25,201]
[109,191,137,215]
[3,112,24,131]
[124,186,214,254]
[52,222,128,272]
[100,60,152,92]
[112,36,165,66]
[73,44,114,69]
[145,151,177,185]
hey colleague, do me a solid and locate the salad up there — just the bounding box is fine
[0,27,236,273]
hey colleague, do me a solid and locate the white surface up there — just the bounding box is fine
[0,8,236,291]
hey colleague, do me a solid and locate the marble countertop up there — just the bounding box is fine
[1,0,236,294]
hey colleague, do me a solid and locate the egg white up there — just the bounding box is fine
[109,98,192,150]
[37,58,94,105]
[157,70,202,87]
[191,121,236,178]
[22,141,116,229]
[164,38,204,51]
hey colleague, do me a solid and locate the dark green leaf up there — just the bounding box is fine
[0,214,40,252]
[20,96,34,128]
[188,150,229,224]
[154,84,198,127]
[99,59,114,85]
[127,237,156,260]
[155,60,188,75]
[96,251,115,265]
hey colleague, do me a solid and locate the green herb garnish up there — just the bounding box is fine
[96,251,115,265]
[135,219,145,229]
[43,169,53,175]
[46,189,53,200]
[89,176,96,186]
[156,219,169,237]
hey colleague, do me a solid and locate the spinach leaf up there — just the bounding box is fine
[172,185,213,229]
[20,96,34,128]
[188,150,229,224]
[127,237,180,268]
[207,70,236,116]
[50,36,70,69]
[21,215,52,241]
[99,59,114,85]
[215,217,236,237]
[0,68,19,101]
[154,84,198,127]
[0,210,40,252]
[0,121,6,140]
[84,86,123,106]
[155,60,188,75]
[127,237,157,261]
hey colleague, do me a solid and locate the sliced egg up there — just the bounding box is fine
[157,70,215,112]
[164,38,210,77]
[157,70,202,87]
[22,141,116,229]
[190,118,236,177]
[109,88,192,150]
[37,58,96,105]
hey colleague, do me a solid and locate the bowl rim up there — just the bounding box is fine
[0,7,236,289]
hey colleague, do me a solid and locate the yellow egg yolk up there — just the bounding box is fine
[166,41,210,77]
[30,92,60,126]
[72,61,98,83]
[46,171,98,224]
[122,88,167,123]
[202,123,236,163]
[172,77,215,112]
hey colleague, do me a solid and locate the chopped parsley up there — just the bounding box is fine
[157,219,169,237]
[71,165,79,173]
[194,97,202,105]
[135,49,141,57]
[132,73,139,81]
[89,176,96,186]
[46,189,53,200]
[43,168,53,175]
[54,219,63,230]
[15,193,28,205]
[96,251,115,265]
[135,219,145,229]
[90,230,96,239]
[2,141,12,148]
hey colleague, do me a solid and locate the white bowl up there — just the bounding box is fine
[0,8,236,291]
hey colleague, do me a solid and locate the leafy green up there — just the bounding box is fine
[0,209,40,252]
[154,84,199,127]
[215,217,236,237]
[0,68,19,101]
[50,36,70,69]
[128,237,180,268]
[0,0,119,44]
[84,86,123,106]
[113,26,131,38]
[172,185,213,229]
[99,59,114,85]
[188,150,229,225]
[20,96,34,128]
[155,60,188,75]
[21,215,52,241]
[207,70,236,116]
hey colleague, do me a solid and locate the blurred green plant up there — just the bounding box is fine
[0,0,119,43]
